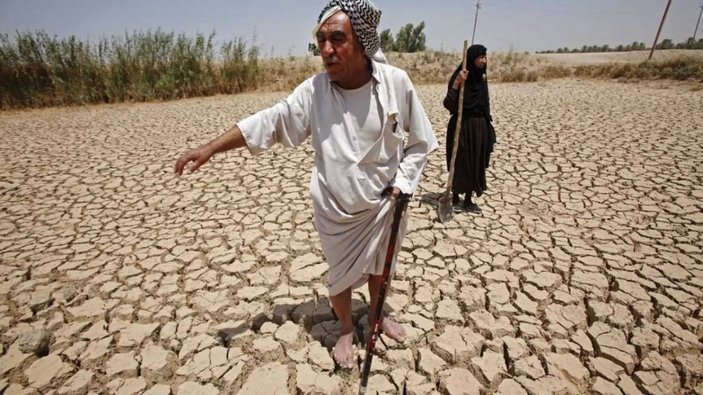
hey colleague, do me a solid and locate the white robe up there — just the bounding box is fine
[237,61,438,296]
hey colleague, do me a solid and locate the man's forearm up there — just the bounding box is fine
[206,125,248,155]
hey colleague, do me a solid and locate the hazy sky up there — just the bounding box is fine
[1,0,702,56]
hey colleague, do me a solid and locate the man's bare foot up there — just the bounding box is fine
[380,317,406,343]
[333,332,355,369]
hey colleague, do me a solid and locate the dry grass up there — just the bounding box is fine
[384,50,702,84]
[572,56,703,82]
[271,50,703,86]
[1,30,700,110]
[256,50,577,89]
[255,56,323,92]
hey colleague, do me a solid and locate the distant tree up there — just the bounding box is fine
[394,25,410,52]
[685,37,695,48]
[379,29,395,51]
[658,38,674,49]
[683,37,703,49]
[543,37,702,53]
[393,22,426,52]
[411,22,427,52]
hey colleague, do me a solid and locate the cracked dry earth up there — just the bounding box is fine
[0,79,702,395]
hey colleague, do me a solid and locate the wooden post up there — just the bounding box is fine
[648,0,673,61]
[693,2,703,41]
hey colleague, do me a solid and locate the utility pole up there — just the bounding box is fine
[471,0,481,45]
[693,2,703,41]
[648,0,672,61]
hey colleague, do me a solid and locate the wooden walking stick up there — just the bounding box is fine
[358,192,411,394]
[437,40,469,223]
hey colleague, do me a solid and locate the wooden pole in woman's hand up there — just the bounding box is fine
[437,39,468,223]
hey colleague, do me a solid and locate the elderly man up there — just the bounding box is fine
[175,0,437,368]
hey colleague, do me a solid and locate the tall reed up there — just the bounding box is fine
[0,30,260,109]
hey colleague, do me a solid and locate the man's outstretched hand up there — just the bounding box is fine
[174,145,214,176]
[175,127,247,175]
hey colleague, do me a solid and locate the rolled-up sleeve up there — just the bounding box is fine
[392,80,438,194]
[237,80,312,155]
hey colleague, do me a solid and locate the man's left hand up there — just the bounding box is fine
[383,187,401,200]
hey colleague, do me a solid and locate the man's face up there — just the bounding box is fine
[474,54,487,69]
[316,11,367,86]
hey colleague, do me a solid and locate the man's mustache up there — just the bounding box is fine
[324,56,340,65]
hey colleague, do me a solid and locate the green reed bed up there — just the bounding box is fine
[0,30,260,109]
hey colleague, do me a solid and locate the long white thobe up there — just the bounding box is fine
[237,61,438,296]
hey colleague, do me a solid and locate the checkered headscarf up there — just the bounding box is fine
[315,0,385,61]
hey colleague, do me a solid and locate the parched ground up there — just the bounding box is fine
[0,80,702,395]
[533,49,703,64]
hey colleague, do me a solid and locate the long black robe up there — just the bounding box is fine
[442,44,495,198]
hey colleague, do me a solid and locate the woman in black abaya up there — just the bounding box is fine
[443,44,495,213]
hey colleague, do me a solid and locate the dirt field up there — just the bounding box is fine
[534,49,703,64]
[1,80,702,394]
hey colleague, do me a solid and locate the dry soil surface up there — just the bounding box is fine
[533,49,703,64]
[1,80,702,394]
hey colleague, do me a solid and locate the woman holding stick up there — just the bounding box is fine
[443,44,495,213]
